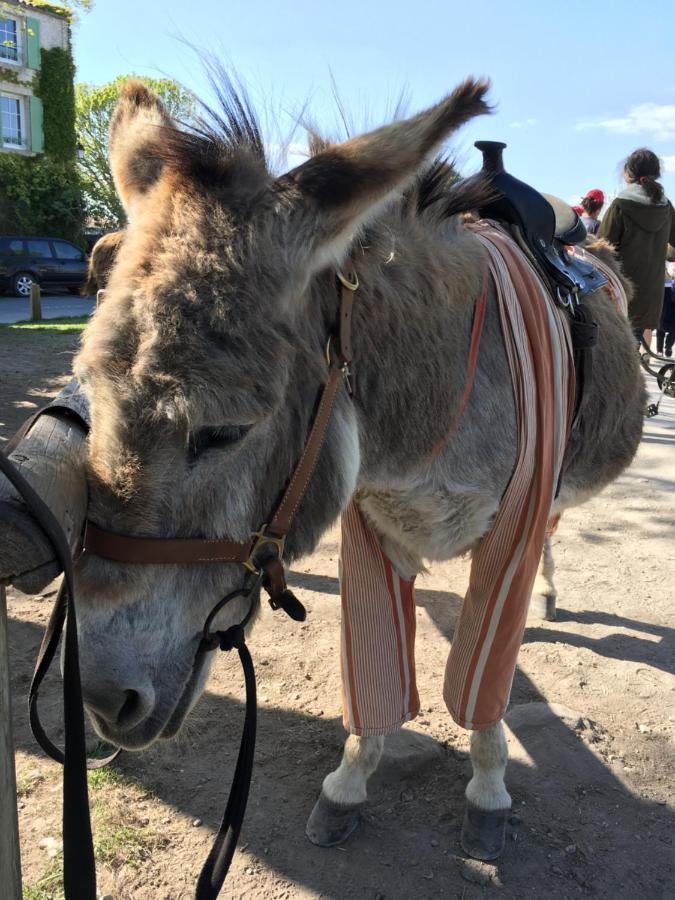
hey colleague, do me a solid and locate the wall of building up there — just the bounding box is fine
[0,2,69,155]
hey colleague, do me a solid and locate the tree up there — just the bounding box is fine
[75,76,194,229]
[0,152,84,243]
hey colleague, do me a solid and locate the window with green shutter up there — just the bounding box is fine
[1,94,26,148]
[26,16,41,69]
[0,17,20,63]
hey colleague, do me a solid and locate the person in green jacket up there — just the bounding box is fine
[598,148,675,346]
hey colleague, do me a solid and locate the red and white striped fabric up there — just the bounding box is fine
[339,501,419,736]
[339,222,575,733]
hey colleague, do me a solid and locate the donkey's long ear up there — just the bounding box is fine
[109,80,172,217]
[273,78,491,274]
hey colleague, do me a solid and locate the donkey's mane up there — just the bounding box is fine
[154,68,268,185]
[152,66,492,223]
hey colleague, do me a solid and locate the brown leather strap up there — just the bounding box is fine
[267,364,344,538]
[83,522,253,564]
[265,267,356,537]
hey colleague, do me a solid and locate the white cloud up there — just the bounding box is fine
[663,154,675,172]
[576,103,675,140]
[509,118,537,129]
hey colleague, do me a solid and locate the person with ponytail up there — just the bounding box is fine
[599,149,675,345]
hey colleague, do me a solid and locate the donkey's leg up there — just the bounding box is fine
[529,530,558,621]
[306,734,384,846]
[307,501,419,847]
[461,721,511,861]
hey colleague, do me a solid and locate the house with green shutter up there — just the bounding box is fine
[0,0,71,155]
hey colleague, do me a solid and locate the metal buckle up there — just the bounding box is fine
[243,524,286,574]
[336,269,359,291]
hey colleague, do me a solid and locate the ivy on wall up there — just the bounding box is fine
[0,40,83,242]
[35,46,76,158]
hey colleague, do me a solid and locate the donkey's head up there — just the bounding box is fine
[73,76,490,749]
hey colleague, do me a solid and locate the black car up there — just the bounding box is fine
[0,236,89,297]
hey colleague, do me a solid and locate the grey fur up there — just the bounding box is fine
[72,77,644,750]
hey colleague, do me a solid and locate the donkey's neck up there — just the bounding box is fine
[339,222,485,483]
[284,219,487,563]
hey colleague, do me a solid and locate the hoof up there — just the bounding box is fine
[528,592,556,622]
[461,801,508,861]
[306,791,362,847]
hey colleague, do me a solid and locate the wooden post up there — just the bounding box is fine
[29,283,41,322]
[0,584,22,900]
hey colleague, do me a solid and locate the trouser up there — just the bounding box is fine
[337,221,573,736]
[338,502,562,737]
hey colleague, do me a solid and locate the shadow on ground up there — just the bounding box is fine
[8,604,673,899]
[523,608,675,678]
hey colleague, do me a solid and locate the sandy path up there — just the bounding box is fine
[2,328,673,899]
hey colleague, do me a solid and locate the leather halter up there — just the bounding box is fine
[82,262,359,615]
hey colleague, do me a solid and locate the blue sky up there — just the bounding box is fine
[72,0,675,207]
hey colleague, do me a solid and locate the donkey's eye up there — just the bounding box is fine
[189,425,251,458]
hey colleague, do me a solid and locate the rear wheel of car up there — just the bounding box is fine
[13,272,35,297]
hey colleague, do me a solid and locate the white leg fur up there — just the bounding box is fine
[465,722,511,811]
[529,535,557,620]
[322,735,384,806]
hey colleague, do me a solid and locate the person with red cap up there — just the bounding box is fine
[580,188,605,234]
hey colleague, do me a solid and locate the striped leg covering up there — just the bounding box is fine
[444,224,574,730]
[339,501,420,736]
[338,222,574,736]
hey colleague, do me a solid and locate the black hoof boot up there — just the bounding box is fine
[461,800,508,861]
[306,791,362,847]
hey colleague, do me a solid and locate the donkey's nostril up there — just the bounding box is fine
[117,689,144,728]
[83,683,155,731]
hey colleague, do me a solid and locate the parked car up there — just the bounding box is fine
[0,236,89,297]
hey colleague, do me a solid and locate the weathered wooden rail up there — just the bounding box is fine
[0,379,90,899]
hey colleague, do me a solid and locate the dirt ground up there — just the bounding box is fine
[2,327,673,900]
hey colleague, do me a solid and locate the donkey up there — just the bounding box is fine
[72,77,644,864]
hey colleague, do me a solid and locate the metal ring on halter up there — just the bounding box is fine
[336,269,359,291]
[201,570,262,650]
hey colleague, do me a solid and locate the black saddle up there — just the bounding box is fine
[474,141,607,304]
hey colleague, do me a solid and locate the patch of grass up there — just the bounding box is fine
[0,316,88,333]
[88,770,167,871]
[16,777,34,798]
[94,823,160,870]
[22,859,64,900]
[88,766,127,791]
[16,772,46,798]
[23,766,165,893]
